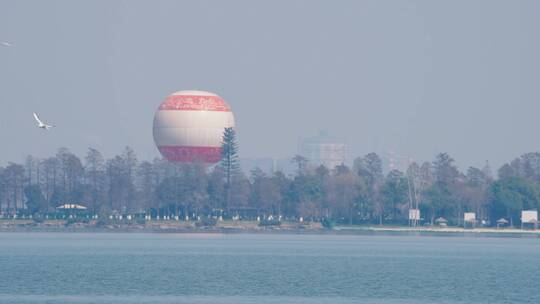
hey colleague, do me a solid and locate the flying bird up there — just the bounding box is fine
[1,42,12,47]
[33,112,54,130]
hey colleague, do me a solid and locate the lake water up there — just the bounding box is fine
[0,232,539,304]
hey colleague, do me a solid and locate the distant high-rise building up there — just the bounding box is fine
[383,151,414,174]
[299,131,347,170]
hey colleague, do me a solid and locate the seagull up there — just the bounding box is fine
[1,42,12,47]
[33,112,54,130]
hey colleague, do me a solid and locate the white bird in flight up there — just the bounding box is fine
[33,112,54,130]
[1,42,12,47]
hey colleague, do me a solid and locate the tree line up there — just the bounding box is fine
[2,140,540,226]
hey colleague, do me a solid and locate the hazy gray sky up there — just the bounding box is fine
[1,0,539,170]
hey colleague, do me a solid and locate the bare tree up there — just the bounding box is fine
[355,153,384,224]
[327,165,363,224]
[85,148,106,215]
[137,161,157,215]
[4,163,25,215]
[250,167,281,216]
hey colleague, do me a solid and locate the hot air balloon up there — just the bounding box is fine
[153,90,235,163]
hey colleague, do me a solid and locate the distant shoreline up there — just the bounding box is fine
[1,219,539,237]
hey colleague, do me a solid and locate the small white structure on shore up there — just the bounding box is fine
[521,210,538,229]
[408,209,420,227]
[435,217,447,227]
[496,218,509,229]
[464,212,476,228]
[56,204,88,219]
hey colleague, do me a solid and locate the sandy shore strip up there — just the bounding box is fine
[336,225,540,235]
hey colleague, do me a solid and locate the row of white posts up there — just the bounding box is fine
[108,214,284,222]
[0,213,287,222]
[108,215,207,221]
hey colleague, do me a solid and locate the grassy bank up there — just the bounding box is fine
[0,219,323,233]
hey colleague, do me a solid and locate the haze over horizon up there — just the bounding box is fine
[1,0,539,171]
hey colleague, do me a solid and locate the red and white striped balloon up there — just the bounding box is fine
[153,90,235,163]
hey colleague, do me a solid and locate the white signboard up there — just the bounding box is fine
[464,212,476,222]
[521,210,538,223]
[409,209,420,220]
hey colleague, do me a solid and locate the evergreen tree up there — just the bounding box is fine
[220,127,239,211]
